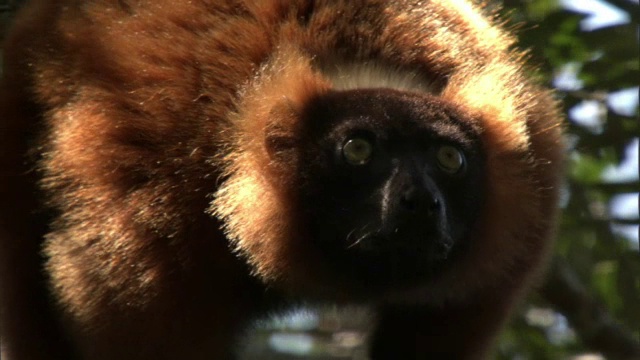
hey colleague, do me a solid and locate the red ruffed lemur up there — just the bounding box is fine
[0,0,564,359]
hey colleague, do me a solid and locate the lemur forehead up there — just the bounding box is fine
[303,89,481,151]
[320,62,441,95]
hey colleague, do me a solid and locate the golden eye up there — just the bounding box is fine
[342,138,373,165]
[436,145,465,174]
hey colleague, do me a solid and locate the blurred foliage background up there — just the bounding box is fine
[1,0,638,359]
[497,0,639,359]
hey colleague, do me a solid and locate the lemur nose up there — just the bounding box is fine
[399,184,440,215]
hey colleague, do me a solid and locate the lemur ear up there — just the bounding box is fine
[265,101,300,158]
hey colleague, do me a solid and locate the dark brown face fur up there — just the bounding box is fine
[292,89,485,291]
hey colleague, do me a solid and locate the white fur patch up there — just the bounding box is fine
[321,62,438,94]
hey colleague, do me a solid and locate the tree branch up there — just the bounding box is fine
[541,257,640,360]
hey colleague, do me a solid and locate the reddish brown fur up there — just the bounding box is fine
[0,1,564,359]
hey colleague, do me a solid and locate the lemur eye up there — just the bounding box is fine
[436,145,465,174]
[342,137,373,165]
